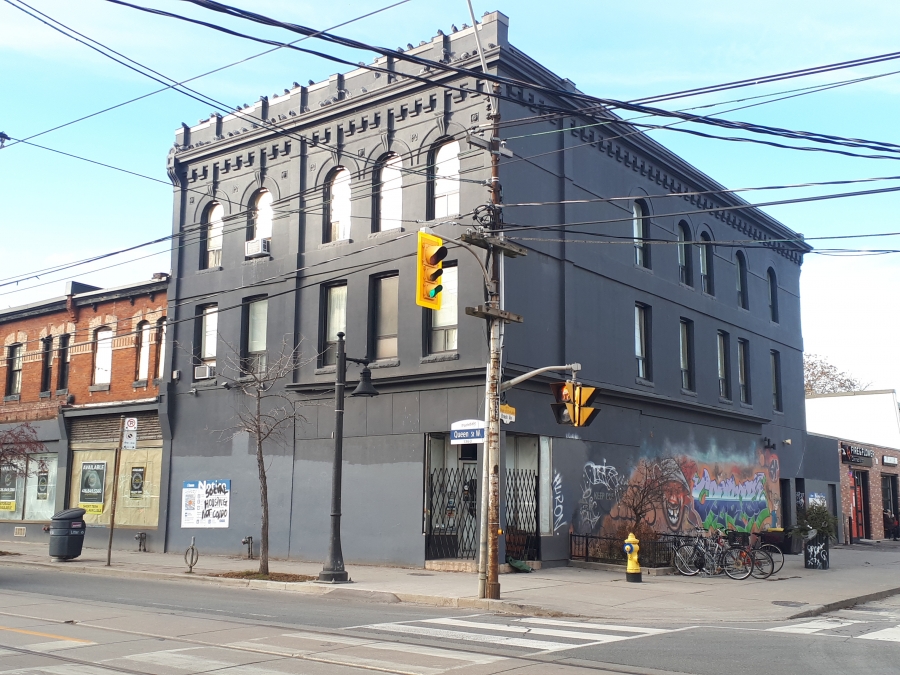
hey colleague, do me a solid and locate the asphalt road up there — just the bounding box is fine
[0,566,897,675]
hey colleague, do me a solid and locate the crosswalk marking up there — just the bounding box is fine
[361,622,576,651]
[120,648,237,671]
[857,625,900,642]
[516,617,670,634]
[20,641,95,653]
[282,630,373,646]
[305,653,453,675]
[421,617,638,644]
[767,619,861,634]
[364,641,506,664]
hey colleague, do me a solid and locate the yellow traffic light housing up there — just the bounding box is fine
[416,230,448,310]
[550,381,598,427]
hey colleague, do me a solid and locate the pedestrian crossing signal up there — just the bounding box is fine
[550,381,598,427]
[416,230,448,309]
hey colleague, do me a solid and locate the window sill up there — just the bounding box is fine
[368,228,404,240]
[192,378,219,389]
[369,358,399,369]
[3,395,20,403]
[421,352,459,364]
[89,384,110,392]
[718,396,732,404]
[242,256,272,265]
[702,291,715,299]
[318,238,352,250]
[152,378,161,387]
[133,380,148,389]
[39,391,52,399]
[315,365,337,375]
[740,402,754,410]
[679,282,695,290]
[773,409,784,416]
[680,388,697,397]
[196,266,223,275]
[635,377,654,387]
[55,389,68,397]
[634,265,653,274]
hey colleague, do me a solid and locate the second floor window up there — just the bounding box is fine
[633,201,650,268]
[717,330,731,399]
[771,350,783,412]
[200,306,218,367]
[700,232,714,295]
[432,141,460,219]
[372,275,399,360]
[40,336,53,393]
[738,338,751,404]
[136,321,152,382]
[679,319,694,391]
[376,154,403,232]
[736,251,749,309]
[244,298,268,374]
[156,318,167,380]
[429,265,458,353]
[634,304,651,380]
[57,334,70,390]
[5,344,23,396]
[93,328,113,385]
[678,222,693,286]
[326,168,352,242]
[248,190,274,242]
[322,284,347,366]
[202,202,224,269]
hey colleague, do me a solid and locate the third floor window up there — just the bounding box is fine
[677,222,693,286]
[40,336,53,393]
[633,201,650,268]
[432,141,460,220]
[202,202,224,269]
[248,190,273,242]
[635,304,651,380]
[93,328,113,385]
[736,251,749,309]
[700,232,714,295]
[717,330,731,399]
[376,154,403,232]
[5,344,23,396]
[679,319,694,391]
[738,338,751,404]
[326,168,352,243]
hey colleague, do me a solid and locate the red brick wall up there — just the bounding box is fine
[0,290,167,424]
[839,442,900,541]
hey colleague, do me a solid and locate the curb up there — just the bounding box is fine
[0,558,576,618]
[788,585,900,619]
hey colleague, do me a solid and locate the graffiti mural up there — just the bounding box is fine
[573,440,781,536]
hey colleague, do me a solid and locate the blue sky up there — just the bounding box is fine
[2,0,899,391]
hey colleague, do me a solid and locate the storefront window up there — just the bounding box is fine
[0,454,58,521]
[0,464,24,520]
[69,448,161,527]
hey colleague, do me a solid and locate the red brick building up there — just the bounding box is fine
[0,276,170,548]
[837,440,900,542]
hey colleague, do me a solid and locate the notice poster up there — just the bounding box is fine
[79,462,107,514]
[36,471,49,500]
[181,479,230,528]
[0,468,17,511]
[129,467,145,498]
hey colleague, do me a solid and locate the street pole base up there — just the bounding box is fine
[486,582,500,599]
[626,571,642,583]
[318,570,351,583]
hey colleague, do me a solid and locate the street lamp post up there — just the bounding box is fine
[319,332,378,583]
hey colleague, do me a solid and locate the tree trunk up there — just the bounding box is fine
[255,394,270,575]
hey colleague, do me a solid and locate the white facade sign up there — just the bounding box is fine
[450,419,486,445]
[124,417,138,431]
[181,479,231,528]
[122,430,137,450]
[884,456,899,467]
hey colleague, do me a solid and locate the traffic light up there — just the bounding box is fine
[416,230,448,310]
[550,381,598,427]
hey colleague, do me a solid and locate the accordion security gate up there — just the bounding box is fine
[425,467,539,561]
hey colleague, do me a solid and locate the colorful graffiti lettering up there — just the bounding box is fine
[692,469,770,532]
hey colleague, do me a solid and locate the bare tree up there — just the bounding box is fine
[615,457,686,533]
[213,338,316,575]
[0,422,47,469]
[804,353,867,396]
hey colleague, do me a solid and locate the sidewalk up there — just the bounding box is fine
[1,539,899,623]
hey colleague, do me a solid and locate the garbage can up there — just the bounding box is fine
[49,508,86,561]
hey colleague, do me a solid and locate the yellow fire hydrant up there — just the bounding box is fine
[624,532,641,583]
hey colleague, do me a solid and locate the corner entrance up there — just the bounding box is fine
[850,470,870,540]
[424,435,478,560]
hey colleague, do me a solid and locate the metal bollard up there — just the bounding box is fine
[624,532,641,583]
[134,532,147,552]
[241,536,254,560]
[184,537,199,573]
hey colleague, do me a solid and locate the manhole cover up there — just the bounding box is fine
[772,601,807,607]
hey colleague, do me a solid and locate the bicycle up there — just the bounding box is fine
[674,528,753,579]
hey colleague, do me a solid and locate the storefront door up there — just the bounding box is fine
[851,470,870,540]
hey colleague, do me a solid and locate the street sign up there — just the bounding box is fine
[500,404,516,424]
[122,430,137,450]
[124,417,138,431]
[450,419,486,445]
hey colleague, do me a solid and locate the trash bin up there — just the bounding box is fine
[49,508,86,561]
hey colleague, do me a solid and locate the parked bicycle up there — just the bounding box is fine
[673,528,755,580]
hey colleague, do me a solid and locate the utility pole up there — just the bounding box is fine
[106,415,125,567]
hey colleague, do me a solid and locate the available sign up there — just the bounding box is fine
[79,462,107,514]
[841,443,874,467]
[450,419,486,445]
[0,467,17,511]
[181,479,231,528]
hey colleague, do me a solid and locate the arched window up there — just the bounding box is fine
[93,327,113,385]
[325,168,351,242]
[432,141,460,219]
[248,190,273,241]
[5,343,23,396]
[201,202,224,269]
[633,201,650,268]
[677,221,692,286]
[700,232,714,295]
[735,251,749,309]
[136,321,152,382]
[767,268,779,323]
[376,154,403,232]
[156,317,167,380]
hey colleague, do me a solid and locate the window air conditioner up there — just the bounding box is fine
[194,364,215,380]
[245,238,271,258]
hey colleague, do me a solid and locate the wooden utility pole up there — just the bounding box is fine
[106,415,125,566]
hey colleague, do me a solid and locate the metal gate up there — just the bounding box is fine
[505,469,539,561]
[425,467,478,560]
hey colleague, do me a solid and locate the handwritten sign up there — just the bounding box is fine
[181,479,231,528]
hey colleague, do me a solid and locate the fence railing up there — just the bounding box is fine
[570,533,690,568]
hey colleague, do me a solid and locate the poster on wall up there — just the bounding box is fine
[79,462,107,514]
[36,470,49,500]
[181,479,230,528]
[0,468,17,511]
[808,492,827,507]
[129,467,145,498]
